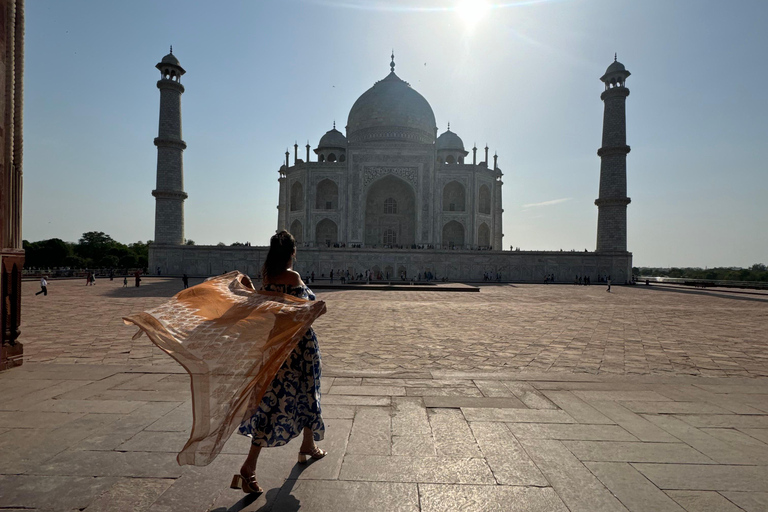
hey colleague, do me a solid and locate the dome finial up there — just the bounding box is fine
[333,120,336,129]
[170,45,173,55]
[614,52,617,62]
[447,122,450,131]
[390,50,395,73]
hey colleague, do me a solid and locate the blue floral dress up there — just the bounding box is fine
[238,283,325,446]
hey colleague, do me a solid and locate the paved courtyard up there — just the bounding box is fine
[2,278,768,511]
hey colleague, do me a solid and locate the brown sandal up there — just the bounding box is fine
[298,446,327,464]
[230,470,264,494]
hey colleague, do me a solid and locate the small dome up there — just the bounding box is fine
[605,60,625,75]
[436,129,465,151]
[161,53,180,66]
[347,70,436,144]
[601,55,630,83]
[318,127,347,149]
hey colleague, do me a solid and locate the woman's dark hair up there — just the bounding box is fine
[261,230,296,279]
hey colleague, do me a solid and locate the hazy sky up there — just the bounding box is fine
[23,0,768,267]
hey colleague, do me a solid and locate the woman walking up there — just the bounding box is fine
[123,230,327,497]
[232,230,326,494]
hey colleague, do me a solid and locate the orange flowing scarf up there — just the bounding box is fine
[123,271,326,466]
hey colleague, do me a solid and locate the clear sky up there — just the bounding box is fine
[22,0,768,268]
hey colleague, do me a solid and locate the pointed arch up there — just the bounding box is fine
[478,184,491,214]
[290,181,304,211]
[315,179,338,210]
[290,220,303,243]
[315,218,338,246]
[478,222,491,247]
[364,175,416,246]
[442,181,466,212]
[442,220,465,248]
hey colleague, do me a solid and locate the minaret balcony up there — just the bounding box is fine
[597,145,630,157]
[594,197,631,207]
[152,189,189,200]
[154,137,187,150]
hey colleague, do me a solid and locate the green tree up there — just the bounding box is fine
[119,254,138,269]
[99,255,120,268]
[76,231,115,261]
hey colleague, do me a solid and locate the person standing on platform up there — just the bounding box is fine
[607,276,611,292]
[182,273,189,289]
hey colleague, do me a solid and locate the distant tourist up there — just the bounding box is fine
[330,269,334,284]
[182,273,189,289]
[35,276,48,296]
[607,276,611,292]
[123,276,128,287]
[135,271,142,287]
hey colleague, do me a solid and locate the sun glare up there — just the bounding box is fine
[455,0,492,26]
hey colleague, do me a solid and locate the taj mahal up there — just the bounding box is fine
[149,50,633,283]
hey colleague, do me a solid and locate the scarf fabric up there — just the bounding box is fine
[123,271,326,466]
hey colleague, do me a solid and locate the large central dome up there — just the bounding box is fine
[346,60,436,145]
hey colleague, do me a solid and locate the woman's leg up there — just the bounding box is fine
[241,444,262,476]
[299,427,316,452]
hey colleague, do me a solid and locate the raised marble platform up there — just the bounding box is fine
[149,244,632,284]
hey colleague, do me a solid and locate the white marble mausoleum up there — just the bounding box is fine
[149,52,634,283]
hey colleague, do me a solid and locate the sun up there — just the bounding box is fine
[455,0,492,26]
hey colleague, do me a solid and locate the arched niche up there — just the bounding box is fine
[442,181,466,212]
[315,218,338,246]
[290,181,304,211]
[315,179,339,210]
[478,184,491,214]
[364,175,416,246]
[290,219,303,243]
[442,220,465,248]
[478,222,491,247]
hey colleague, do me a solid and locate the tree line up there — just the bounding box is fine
[23,232,149,270]
[634,264,768,282]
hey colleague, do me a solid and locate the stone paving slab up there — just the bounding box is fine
[665,490,744,512]
[586,462,686,512]
[418,484,568,512]
[634,463,768,492]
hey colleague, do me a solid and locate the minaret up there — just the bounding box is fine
[595,55,631,252]
[152,47,188,245]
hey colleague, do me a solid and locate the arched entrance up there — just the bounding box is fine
[442,181,466,212]
[290,219,303,243]
[478,184,491,214]
[365,175,416,246]
[315,218,338,246]
[290,181,304,211]
[442,220,464,248]
[478,222,490,247]
[315,179,339,210]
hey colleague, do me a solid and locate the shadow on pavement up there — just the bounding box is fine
[103,278,184,298]
[210,463,308,512]
[644,284,768,303]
